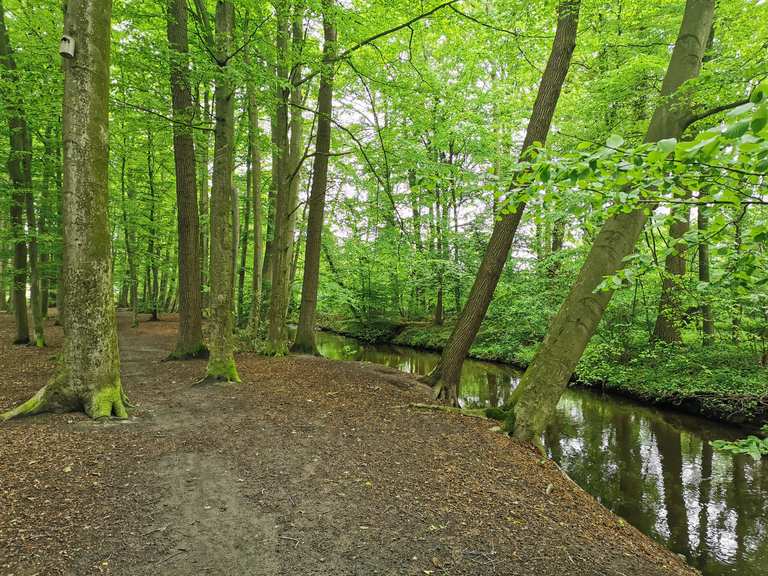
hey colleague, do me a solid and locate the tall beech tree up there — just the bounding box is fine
[167,0,204,358]
[291,0,337,355]
[423,0,581,404]
[247,88,264,336]
[512,0,716,445]
[204,0,239,382]
[265,0,292,355]
[0,0,30,345]
[1,0,127,420]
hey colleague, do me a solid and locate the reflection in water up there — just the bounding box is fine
[311,330,768,576]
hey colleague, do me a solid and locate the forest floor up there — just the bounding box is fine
[0,312,698,576]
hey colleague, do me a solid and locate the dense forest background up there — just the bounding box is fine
[0,0,766,422]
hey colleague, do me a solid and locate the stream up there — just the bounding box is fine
[311,329,768,576]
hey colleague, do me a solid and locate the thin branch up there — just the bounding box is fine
[297,0,460,86]
[683,98,750,130]
[112,98,214,132]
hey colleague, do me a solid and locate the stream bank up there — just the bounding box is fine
[317,316,768,427]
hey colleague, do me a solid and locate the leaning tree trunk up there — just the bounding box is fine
[265,0,292,356]
[2,0,127,421]
[0,0,31,345]
[423,0,581,405]
[512,0,715,446]
[204,0,239,382]
[291,0,336,355]
[167,0,205,357]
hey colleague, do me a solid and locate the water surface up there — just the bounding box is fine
[312,330,768,576]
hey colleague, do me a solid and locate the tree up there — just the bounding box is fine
[265,0,293,356]
[423,0,581,405]
[2,0,128,420]
[0,0,31,345]
[167,0,204,358]
[512,0,716,446]
[203,0,239,382]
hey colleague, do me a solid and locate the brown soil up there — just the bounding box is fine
[0,312,699,576]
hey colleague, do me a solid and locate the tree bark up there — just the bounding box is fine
[197,87,212,312]
[423,0,581,404]
[167,0,205,357]
[512,0,715,446]
[247,94,264,336]
[146,131,160,322]
[237,166,251,324]
[24,187,44,346]
[204,0,239,381]
[291,0,336,354]
[2,0,127,421]
[652,199,690,343]
[0,0,31,344]
[265,0,292,355]
[697,199,714,344]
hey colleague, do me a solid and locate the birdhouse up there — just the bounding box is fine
[59,36,75,59]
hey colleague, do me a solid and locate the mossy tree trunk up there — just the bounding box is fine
[167,0,205,357]
[0,0,31,345]
[2,0,127,421]
[204,0,239,382]
[512,0,715,446]
[291,0,337,355]
[423,0,581,405]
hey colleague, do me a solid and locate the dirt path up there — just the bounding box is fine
[1,313,698,576]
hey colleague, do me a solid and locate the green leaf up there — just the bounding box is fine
[606,134,624,149]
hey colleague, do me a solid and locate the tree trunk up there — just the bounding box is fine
[146,131,159,322]
[291,1,336,354]
[167,0,205,357]
[204,0,239,382]
[25,187,44,346]
[197,87,212,312]
[2,0,127,421]
[512,0,715,446]
[265,1,292,355]
[247,95,263,336]
[423,0,581,404]
[0,1,31,344]
[652,198,691,342]
[237,166,251,325]
[697,198,714,345]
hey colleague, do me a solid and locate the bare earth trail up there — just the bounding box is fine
[0,313,698,576]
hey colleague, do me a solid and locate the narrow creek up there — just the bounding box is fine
[311,330,768,576]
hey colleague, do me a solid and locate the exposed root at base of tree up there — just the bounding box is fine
[429,380,459,407]
[194,374,239,387]
[165,345,209,361]
[0,373,128,422]
[409,403,489,419]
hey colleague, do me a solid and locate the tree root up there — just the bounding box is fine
[409,403,488,419]
[165,345,209,362]
[0,373,128,422]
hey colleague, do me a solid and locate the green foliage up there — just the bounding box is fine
[711,436,768,461]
